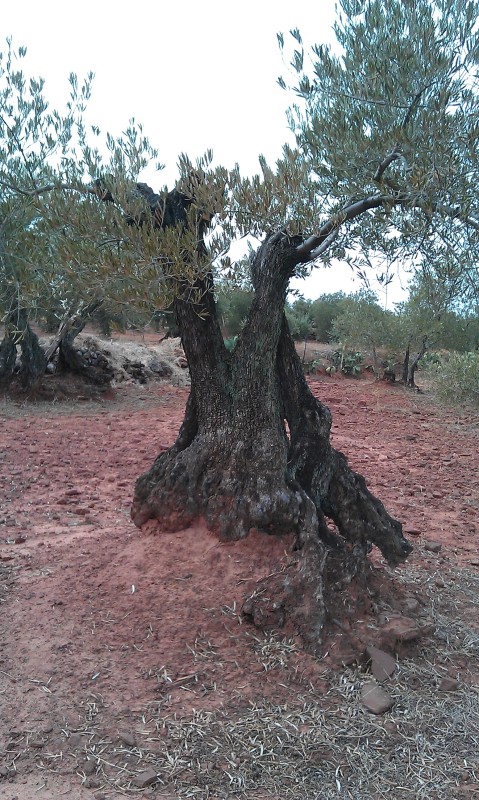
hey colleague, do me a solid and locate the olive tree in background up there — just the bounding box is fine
[0,41,161,387]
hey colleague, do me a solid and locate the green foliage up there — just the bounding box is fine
[0,41,245,339]
[279,0,479,286]
[429,352,479,407]
[330,349,363,375]
[310,293,346,342]
[0,40,170,332]
[223,336,238,352]
[303,358,323,375]
[285,303,313,339]
[330,290,392,370]
[438,312,479,352]
[3,0,479,372]
[215,288,254,337]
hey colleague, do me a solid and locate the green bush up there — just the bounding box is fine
[285,307,313,339]
[430,351,479,406]
[330,349,363,376]
[310,293,346,342]
[216,289,254,337]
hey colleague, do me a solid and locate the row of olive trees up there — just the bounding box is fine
[217,282,479,385]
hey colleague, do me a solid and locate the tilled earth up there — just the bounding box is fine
[1,374,478,799]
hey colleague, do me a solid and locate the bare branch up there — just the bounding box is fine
[0,178,96,197]
[373,147,402,183]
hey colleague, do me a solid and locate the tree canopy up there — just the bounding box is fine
[2,0,479,348]
[277,0,479,291]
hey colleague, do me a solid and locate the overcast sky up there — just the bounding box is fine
[2,1,408,304]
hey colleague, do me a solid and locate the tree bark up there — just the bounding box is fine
[131,198,412,652]
[17,311,47,387]
[0,325,17,389]
[401,343,411,385]
[0,232,47,389]
[406,336,428,388]
[0,307,47,389]
[46,299,113,384]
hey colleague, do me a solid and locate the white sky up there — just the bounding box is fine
[2,0,408,305]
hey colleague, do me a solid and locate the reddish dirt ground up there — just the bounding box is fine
[1,372,478,799]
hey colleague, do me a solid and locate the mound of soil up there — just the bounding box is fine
[7,333,190,402]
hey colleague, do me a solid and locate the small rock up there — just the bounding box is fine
[119,731,136,747]
[29,738,44,749]
[403,525,421,536]
[332,637,359,667]
[361,682,394,714]
[435,577,445,588]
[366,645,396,682]
[402,597,419,613]
[84,777,100,789]
[83,759,97,775]
[381,614,431,643]
[68,733,83,748]
[0,766,9,778]
[438,677,459,692]
[133,768,158,788]
[383,720,399,734]
[424,540,442,553]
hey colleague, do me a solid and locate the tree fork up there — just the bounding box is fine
[131,220,412,650]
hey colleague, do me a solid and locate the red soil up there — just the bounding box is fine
[0,374,478,798]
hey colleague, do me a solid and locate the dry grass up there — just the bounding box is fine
[24,563,479,800]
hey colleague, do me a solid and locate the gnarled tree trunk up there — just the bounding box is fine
[1,232,47,389]
[0,307,47,389]
[131,198,412,653]
[406,336,428,388]
[46,299,113,384]
[0,325,17,389]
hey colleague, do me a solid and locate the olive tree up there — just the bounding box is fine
[0,40,161,387]
[330,290,392,374]
[4,0,479,651]
[132,0,479,649]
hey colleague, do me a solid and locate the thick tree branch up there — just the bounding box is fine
[296,191,479,264]
[307,227,340,260]
[296,194,393,260]
[373,147,402,183]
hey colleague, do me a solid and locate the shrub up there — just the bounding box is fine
[330,349,363,376]
[216,290,254,337]
[430,351,479,406]
[285,307,313,339]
